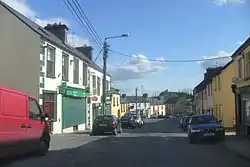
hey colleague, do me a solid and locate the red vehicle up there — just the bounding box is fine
[0,86,50,158]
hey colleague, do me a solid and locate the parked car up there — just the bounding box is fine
[132,115,144,127]
[150,115,158,119]
[0,86,51,159]
[188,114,225,144]
[92,115,122,135]
[157,115,164,119]
[121,115,135,128]
[182,116,191,131]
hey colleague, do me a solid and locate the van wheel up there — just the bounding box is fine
[37,135,50,156]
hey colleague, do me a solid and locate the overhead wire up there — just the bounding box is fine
[109,49,231,63]
[63,0,102,50]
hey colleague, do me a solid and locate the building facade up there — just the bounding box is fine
[231,37,250,135]
[148,97,166,116]
[111,88,123,118]
[0,1,40,97]
[212,61,235,128]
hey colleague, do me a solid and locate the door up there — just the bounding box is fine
[62,96,86,129]
[105,104,111,115]
[0,90,28,157]
[43,92,57,132]
[26,97,45,149]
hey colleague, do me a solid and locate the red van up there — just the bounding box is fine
[0,86,50,158]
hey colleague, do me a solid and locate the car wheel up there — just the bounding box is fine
[113,128,118,135]
[37,135,50,156]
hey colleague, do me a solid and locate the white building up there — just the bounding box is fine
[87,63,111,129]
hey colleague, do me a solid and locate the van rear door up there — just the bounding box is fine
[0,89,28,157]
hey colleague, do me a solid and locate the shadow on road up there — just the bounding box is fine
[124,118,182,134]
[2,136,188,167]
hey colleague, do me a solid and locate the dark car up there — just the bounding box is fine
[188,114,225,144]
[120,115,135,128]
[92,115,122,135]
[182,116,191,131]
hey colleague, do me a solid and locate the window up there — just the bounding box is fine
[46,45,55,78]
[40,40,45,55]
[82,62,88,86]
[113,97,116,107]
[238,58,243,78]
[97,77,101,96]
[161,105,163,109]
[62,53,69,81]
[246,52,250,78]
[73,58,79,84]
[29,98,42,120]
[116,97,119,106]
[92,75,97,88]
[214,77,217,91]
[218,75,221,90]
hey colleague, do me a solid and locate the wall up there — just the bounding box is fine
[213,62,235,128]
[111,94,121,118]
[0,5,40,97]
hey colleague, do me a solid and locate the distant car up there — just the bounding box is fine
[188,114,225,144]
[92,115,122,135]
[132,115,144,127]
[150,115,157,119]
[157,115,164,119]
[182,116,191,131]
[121,115,135,128]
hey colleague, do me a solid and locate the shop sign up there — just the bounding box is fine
[92,96,98,101]
[59,82,89,98]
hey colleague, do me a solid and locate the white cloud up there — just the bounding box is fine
[2,0,89,47]
[200,51,232,69]
[213,0,245,6]
[109,54,166,81]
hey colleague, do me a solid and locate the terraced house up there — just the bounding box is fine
[231,37,250,136]
[212,61,235,129]
[0,1,110,134]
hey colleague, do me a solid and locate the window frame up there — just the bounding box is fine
[62,53,69,81]
[46,45,56,78]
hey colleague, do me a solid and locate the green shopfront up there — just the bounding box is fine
[60,82,89,132]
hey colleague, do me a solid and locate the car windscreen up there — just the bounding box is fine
[191,115,218,125]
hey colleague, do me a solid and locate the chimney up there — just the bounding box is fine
[121,94,126,98]
[44,23,69,43]
[75,45,93,60]
[143,93,148,98]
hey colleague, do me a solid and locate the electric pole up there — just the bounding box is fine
[135,87,138,116]
[102,40,108,115]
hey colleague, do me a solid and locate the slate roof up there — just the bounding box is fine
[164,97,179,104]
[0,1,109,76]
[148,97,165,105]
[120,96,149,104]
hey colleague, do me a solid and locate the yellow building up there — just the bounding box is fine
[231,38,250,135]
[212,61,235,128]
[110,88,122,118]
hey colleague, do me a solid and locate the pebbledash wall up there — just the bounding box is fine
[39,39,89,134]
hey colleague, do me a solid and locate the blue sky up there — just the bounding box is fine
[4,0,250,95]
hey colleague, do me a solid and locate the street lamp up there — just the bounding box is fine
[102,33,129,115]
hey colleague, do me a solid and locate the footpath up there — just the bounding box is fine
[223,133,250,161]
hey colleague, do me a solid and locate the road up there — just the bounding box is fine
[3,118,250,167]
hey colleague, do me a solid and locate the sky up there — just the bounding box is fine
[2,0,250,95]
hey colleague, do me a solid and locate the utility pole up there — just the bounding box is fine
[102,40,108,115]
[135,87,138,116]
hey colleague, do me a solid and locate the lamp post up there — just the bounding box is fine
[102,34,129,115]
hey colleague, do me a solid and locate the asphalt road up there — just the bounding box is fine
[3,118,250,167]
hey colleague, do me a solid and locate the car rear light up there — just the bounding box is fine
[112,122,116,125]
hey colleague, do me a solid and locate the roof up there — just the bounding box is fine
[164,97,179,104]
[148,97,165,105]
[120,96,149,104]
[0,1,91,63]
[193,67,223,93]
[232,37,250,58]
